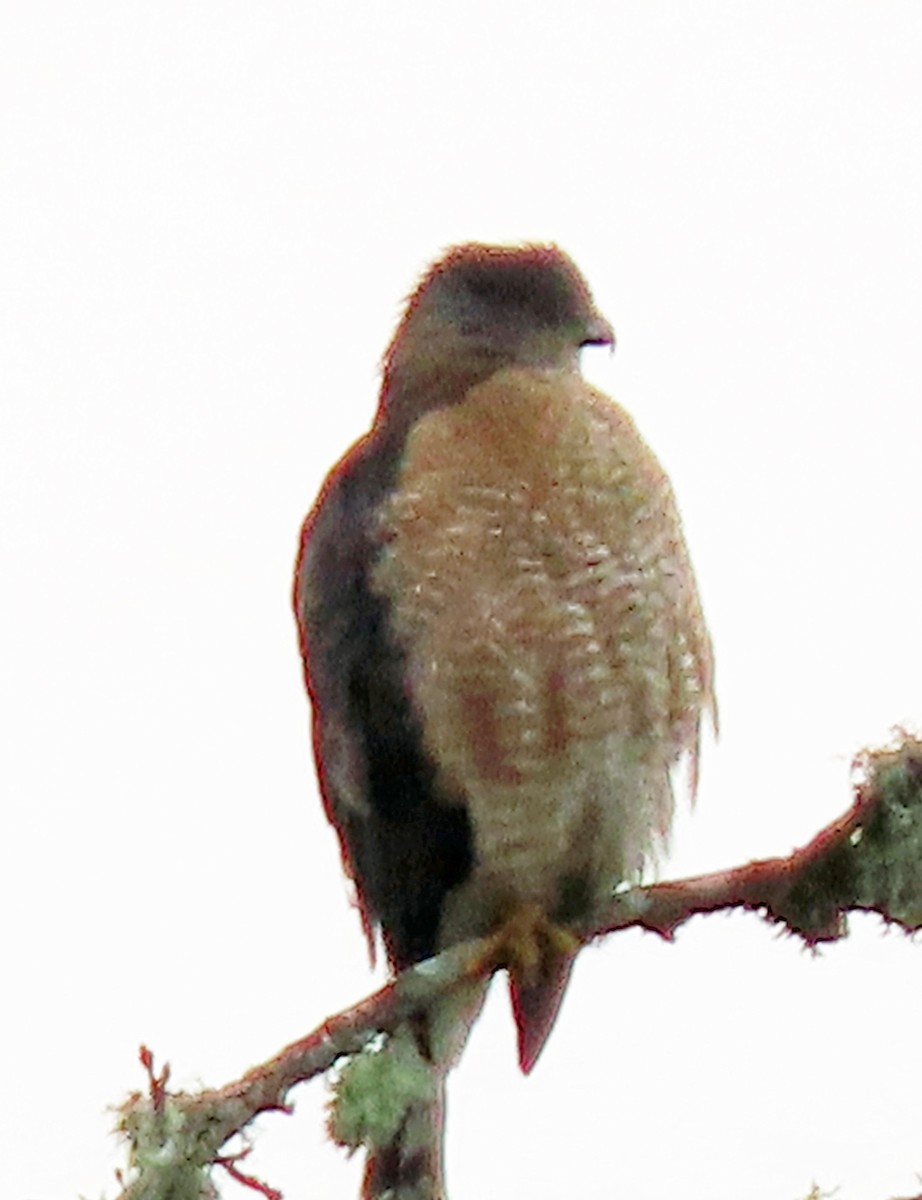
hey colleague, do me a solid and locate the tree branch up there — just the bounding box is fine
[113,733,922,1200]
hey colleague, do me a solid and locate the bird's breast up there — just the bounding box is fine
[369,366,707,934]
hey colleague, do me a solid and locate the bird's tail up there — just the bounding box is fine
[508,944,577,1075]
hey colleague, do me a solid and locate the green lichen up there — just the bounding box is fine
[328,1026,438,1152]
[117,1095,214,1200]
[780,736,922,940]
[850,740,922,928]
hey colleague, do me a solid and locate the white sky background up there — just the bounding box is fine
[3,4,922,1198]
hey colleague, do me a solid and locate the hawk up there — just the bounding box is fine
[294,243,715,1195]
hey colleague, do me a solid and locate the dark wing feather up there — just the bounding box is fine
[294,432,474,970]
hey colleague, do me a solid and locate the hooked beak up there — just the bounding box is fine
[581,312,615,352]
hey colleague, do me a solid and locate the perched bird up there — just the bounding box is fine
[294,243,715,1196]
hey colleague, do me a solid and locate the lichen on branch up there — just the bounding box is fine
[113,733,922,1200]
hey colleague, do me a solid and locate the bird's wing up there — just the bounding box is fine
[294,433,475,970]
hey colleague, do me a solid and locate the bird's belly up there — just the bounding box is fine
[434,733,666,949]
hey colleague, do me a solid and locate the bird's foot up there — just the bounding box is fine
[477,904,581,988]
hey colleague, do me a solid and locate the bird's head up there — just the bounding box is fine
[379,243,614,424]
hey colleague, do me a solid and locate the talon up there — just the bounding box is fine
[475,905,582,987]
